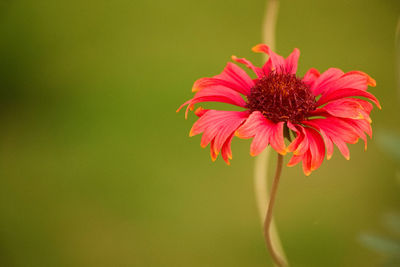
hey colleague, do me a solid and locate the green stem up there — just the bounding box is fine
[254,0,289,266]
[262,0,279,51]
[263,154,287,267]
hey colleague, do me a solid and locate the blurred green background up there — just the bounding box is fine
[0,0,399,266]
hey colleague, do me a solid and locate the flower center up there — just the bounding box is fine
[246,73,316,123]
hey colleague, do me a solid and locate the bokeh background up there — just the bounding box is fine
[0,0,399,266]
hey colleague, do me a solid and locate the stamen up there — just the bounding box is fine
[246,73,316,123]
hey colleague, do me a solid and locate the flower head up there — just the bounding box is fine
[178,45,380,175]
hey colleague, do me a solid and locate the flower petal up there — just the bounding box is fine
[343,117,372,138]
[177,86,247,118]
[192,77,246,95]
[252,44,285,74]
[310,68,344,96]
[316,88,381,109]
[320,71,377,96]
[252,45,300,75]
[302,68,320,88]
[341,118,372,150]
[353,98,373,113]
[302,152,312,176]
[235,111,286,156]
[192,62,254,95]
[342,71,376,88]
[249,127,272,156]
[194,107,209,117]
[235,111,271,155]
[287,122,308,155]
[322,98,365,120]
[284,48,300,74]
[221,133,234,164]
[189,110,249,163]
[286,126,325,175]
[231,56,264,78]
[305,118,359,160]
[311,68,377,97]
[210,139,218,161]
[287,154,303,167]
[306,128,326,171]
[269,122,286,155]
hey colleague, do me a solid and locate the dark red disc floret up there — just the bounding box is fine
[246,73,317,123]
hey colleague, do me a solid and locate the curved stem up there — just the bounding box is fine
[396,16,400,99]
[254,149,270,220]
[254,150,288,266]
[262,0,279,50]
[254,0,288,266]
[264,153,287,267]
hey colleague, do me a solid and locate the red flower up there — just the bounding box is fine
[178,45,380,175]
